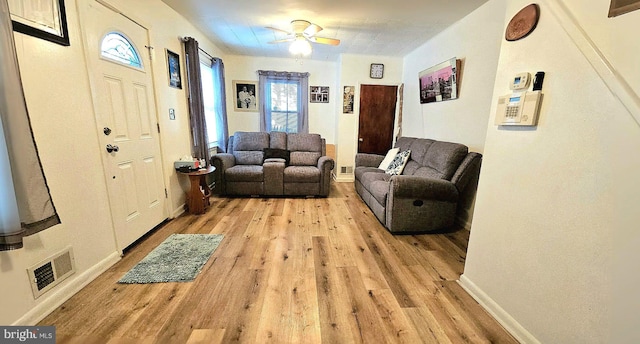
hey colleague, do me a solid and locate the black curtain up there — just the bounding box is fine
[183,37,209,164]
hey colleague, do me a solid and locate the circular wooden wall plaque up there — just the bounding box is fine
[505,4,540,41]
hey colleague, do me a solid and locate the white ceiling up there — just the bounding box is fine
[161,0,490,61]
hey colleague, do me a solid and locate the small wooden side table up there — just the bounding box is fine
[178,166,215,215]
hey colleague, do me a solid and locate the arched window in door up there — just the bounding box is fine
[100,32,142,68]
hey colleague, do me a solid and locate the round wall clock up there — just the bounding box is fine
[370,63,384,79]
[505,4,540,41]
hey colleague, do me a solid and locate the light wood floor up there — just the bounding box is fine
[40,182,516,343]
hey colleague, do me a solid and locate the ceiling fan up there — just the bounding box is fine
[266,20,340,54]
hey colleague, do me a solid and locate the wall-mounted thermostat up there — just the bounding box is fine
[510,72,531,90]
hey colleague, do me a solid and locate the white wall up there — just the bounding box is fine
[461,0,640,342]
[400,0,505,227]
[335,54,403,182]
[402,0,506,153]
[0,0,221,325]
[223,55,338,142]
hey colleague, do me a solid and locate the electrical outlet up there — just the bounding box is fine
[169,108,175,120]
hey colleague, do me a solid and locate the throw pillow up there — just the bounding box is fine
[378,148,400,170]
[263,148,290,166]
[385,150,411,175]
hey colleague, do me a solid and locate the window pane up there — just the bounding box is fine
[100,32,142,68]
[270,82,298,133]
[200,62,218,147]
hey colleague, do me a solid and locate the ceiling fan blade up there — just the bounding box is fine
[303,23,323,37]
[265,26,292,35]
[268,38,295,44]
[308,36,340,46]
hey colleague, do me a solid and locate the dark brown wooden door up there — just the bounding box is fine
[358,85,398,155]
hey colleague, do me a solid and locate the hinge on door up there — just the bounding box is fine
[157,123,160,133]
[165,188,168,198]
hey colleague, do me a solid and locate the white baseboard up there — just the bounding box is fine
[172,204,185,218]
[458,274,540,344]
[15,252,121,326]
[335,176,354,183]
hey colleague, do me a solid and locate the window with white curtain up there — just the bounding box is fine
[258,71,309,134]
[199,59,218,148]
[269,80,299,133]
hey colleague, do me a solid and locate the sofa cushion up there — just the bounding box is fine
[423,141,468,180]
[284,166,320,183]
[234,131,270,150]
[233,132,270,165]
[355,166,384,182]
[360,172,391,205]
[270,131,287,150]
[288,133,322,166]
[385,150,411,175]
[288,133,322,151]
[263,148,290,166]
[234,151,264,166]
[378,148,399,170]
[226,165,264,182]
[290,152,321,166]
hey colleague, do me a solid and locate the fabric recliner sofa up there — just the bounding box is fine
[355,136,482,233]
[211,131,334,197]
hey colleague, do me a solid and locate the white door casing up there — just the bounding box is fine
[79,0,167,252]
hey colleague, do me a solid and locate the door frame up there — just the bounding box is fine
[78,0,170,252]
[354,82,402,154]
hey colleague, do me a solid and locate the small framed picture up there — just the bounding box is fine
[310,86,329,103]
[608,0,640,17]
[166,49,182,89]
[343,86,354,114]
[9,0,70,46]
[233,80,258,112]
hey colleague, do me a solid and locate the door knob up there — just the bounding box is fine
[358,138,364,142]
[103,127,112,136]
[106,144,119,153]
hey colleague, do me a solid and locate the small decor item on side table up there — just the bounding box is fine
[370,63,384,79]
[505,4,540,41]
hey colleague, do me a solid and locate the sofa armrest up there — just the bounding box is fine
[210,153,236,171]
[317,156,335,196]
[210,153,235,195]
[317,156,335,171]
[355,153,384,168]
[389,175,459,202]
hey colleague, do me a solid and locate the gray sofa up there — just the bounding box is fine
[211,131,334,197]
[355,137,482,233]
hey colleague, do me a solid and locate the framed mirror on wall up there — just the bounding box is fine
[609,0,640,17]
[8,0,70,46]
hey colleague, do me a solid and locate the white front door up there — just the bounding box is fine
[80,1,166,251]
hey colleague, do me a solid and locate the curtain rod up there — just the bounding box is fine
[198,47,214,60]
[180,36,216,60]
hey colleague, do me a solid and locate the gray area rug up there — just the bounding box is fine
[118,233,223,284]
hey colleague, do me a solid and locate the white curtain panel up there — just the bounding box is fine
[0,0,59,250]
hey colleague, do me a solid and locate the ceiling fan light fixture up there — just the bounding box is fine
[289,37,312,56]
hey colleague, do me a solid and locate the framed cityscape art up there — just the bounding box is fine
[418,58,461,104]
